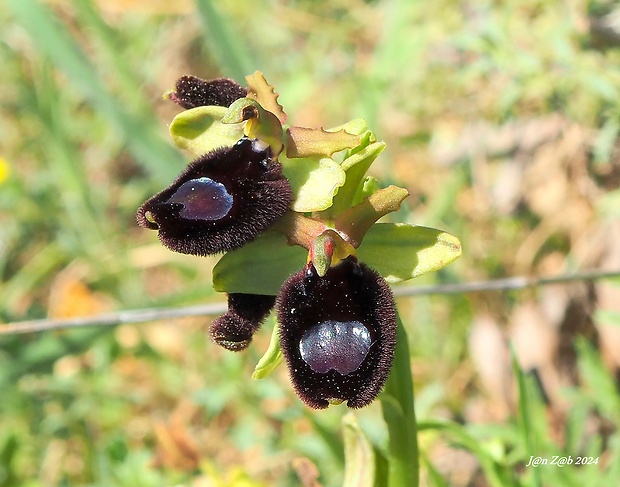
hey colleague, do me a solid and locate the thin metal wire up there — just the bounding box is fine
[0,303,227,335]
[1,269,618,336]
[392,269,620,296]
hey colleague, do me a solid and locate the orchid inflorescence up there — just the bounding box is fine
[137,72,461,409]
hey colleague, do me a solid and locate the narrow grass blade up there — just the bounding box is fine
[417,420,510,487]
[420,452,449,487]
[510,345,542,487]
[70,0,149,111]
[8,0,183,183]
[575,337,620,425]
[195,0,256,82]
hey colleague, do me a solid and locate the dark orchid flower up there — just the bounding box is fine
[139,71,462,411]
[136,137,292,256]
[277,257,397,409]
[210,293,276,351]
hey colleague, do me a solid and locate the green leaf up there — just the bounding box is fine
[252,323,284,380]
[357,223,461,282]
[282,156,346,212]
[212,232,306,295]
[342,413,375,487]
[169,106,244,156]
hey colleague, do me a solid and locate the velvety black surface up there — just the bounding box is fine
[136,138,292,256]
[169,76,247,109]
[277,257,397,409]
[210,293,277,351]
[228,293,277,324]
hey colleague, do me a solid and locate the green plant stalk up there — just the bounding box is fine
[380,313,419,486]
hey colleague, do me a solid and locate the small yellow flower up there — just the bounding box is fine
[0,157,9,183]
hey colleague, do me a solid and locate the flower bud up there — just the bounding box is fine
[136,137,292,256]
[277,257,396,409]
[169,76,247,109]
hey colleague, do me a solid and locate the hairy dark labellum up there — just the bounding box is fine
[277,257,397,409]
[210,293,276,351]
[169,75,247,109]
[136,137,292,256]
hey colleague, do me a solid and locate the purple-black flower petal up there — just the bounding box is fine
[137,138,292,256]
[277,257,396,409]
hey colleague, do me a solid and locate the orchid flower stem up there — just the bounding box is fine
[380,313,419,486]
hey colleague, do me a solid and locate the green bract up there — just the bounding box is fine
[212,233,306,295]
[358,223,462,283]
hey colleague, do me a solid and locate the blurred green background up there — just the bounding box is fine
[2,0,620,485]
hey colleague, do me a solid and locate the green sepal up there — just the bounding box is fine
[326,141,386,217]
[343,413,376,487]
[336,186,409,247]
[282,156,346,213]
[168,105,244,157]
[212,232,306,295]
[252,322,284,380]
[357,223,462,282]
